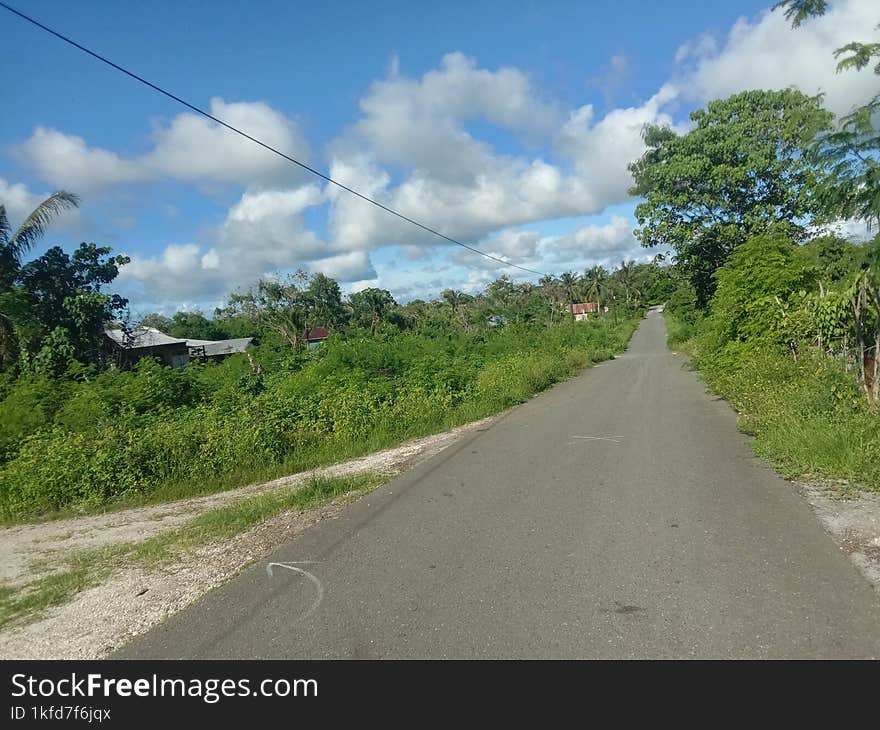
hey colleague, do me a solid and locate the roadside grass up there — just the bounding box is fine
[664,312,696,352]
[663,310,880,492]
[0,472,383,631]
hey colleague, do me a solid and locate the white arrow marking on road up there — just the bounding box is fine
[266,562,324,620]
[571,436,622,443]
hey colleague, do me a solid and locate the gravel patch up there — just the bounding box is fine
[794,479,880,591]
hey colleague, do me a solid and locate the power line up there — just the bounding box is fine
[0,1,549,278]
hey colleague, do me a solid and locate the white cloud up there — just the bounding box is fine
[15,98,310,190]
[14,129,146,190]
[488,230,542,259]
[324,55,681,259]
[0,178,45,221]
[556,83,685,206]
[677,0,879,116]
[117,183,373,301]
[541,215,642,264]
[144,98,310,184]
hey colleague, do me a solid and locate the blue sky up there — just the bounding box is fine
[2,0,876,316]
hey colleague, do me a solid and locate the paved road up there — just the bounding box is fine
[118,309,880,658]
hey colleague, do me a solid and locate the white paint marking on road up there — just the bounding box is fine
[571,436,623,444]
[266,562,324,620]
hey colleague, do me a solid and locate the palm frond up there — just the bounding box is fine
[8,191,80,263]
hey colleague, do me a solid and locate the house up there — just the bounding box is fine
[304,327,329,350]
[486,314,508,328]
[105,327,253,368]
[568,302,599,321]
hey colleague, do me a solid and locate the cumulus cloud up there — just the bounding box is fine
[117,183,376,301]
[14,129,146,190]
[540,215,643,265]
[443,216,651,280]
[15,98,310,190]
[323,54,681,260]
[556,83,685,206]
[0,178,46,221]
[676,0,879,116]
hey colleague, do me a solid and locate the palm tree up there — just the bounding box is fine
[558,271,580,305]
[1,191,80,280]
[441,289,473,329]
[537,275,560,325]
[584,265,608,308]
[617,260,642,307]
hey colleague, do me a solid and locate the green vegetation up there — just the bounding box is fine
[0,472,383,629]
[0,312,638,521]
[0,241,670,521]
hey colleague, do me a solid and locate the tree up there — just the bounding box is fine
[222,271,311,349]
[615,260,642,307]
[629,89,833,306]
[440,289,469,317]
[558,271,580,305]
[139,313,173,333]
[16,243,129,373]
[0,191,79,286]
[221,271,345,349]
[811,100,880,228]
[702,231,816,353]
[168,311,228,340]
[349,288,397,333]
[583,265,608,307]
[1,192,80,369]
[304,273,345,330]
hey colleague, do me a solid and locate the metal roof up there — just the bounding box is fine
[105,327,187,349]
[187,337,253,357]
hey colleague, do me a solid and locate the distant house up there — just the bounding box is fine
[486,314,508,328]
[304,327,329,350]
[105,327,252,369]
[568,302,599,321]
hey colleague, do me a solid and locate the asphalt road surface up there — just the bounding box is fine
[118,309,880,658]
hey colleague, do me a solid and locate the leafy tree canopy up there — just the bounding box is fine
[629,89,833,306]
